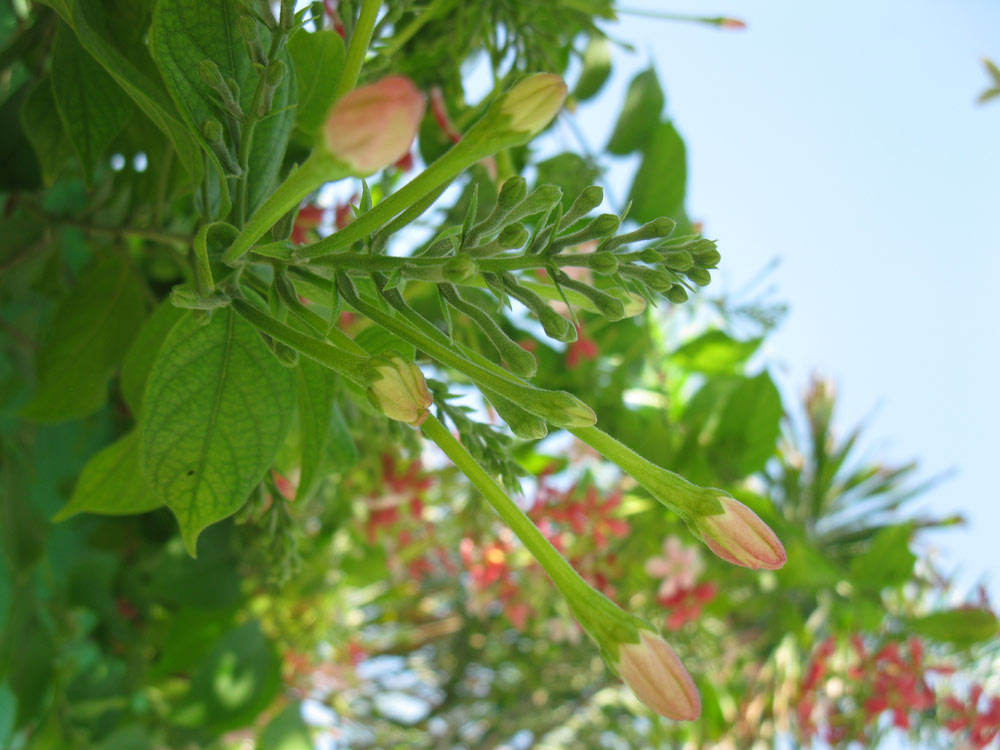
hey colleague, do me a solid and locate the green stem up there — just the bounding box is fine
[231,298,369,383]
[420,414,589,601]
[568,426,723,519]
[334,0,380,100]
[297,137,487,259]
[223,151,346,264]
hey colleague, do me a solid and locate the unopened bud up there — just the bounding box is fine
[639,248,662,264]
[614,629,701,721]
[663,250,693,271]
[586,251,619,275]
[665,284,689,304]
[691,495,786,570]
[498,176,528,212]
[559,184,604,230]
[442,254,477,283]
[496,73,567,139]
[508,184,563,223]
[599,216,677,252]
[607,288,647,318]
[685,267,712,287]
[692,244,721,268]
[323,76,426,175]
[258,60,286,115]
[198,59,225,89]
[202,118,242,175]
[537,306,575,342]
[497,224,528,249]
[365,352,433,426]
[549,213,620,254]
[237,15,266,65]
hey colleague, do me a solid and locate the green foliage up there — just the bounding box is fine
[139,309,294,554]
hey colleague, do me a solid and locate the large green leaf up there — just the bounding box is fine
[149,0,297,213]
[606,67,664,155]
[573,35,612,102]
[906,608,999,649]
[627,120,687,225]
[19,78,72,185]
[139,308,294,555]
[53,432,162,520]
[849,523,916,591]
[50,21,133,184]
[171,621,281,735]
[258,703,313,750]
[707,371,782,479]
[672,331,763,375]
[120,299,185,414]
[294,358,336,503]
[22,253,146,422]
[39,0,203,181]
[0,88,42,191]
[288,28,344,141]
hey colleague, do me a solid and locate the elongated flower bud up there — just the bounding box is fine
[497,73,568,138]
[323,76,426,175]
[614,629,701,721]
[365,352,433,426]
[692,495,786,570]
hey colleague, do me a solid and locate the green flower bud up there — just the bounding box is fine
[599,216,677,252]
[442,254,478,283]
[498,176,528,212]
[639,248,662,264]
[365,352,433,426]
[665,284,689,304]
[586,251,619,275]
[662,250,693,272]
[508,184,563,223]
[538,306,576,342]
[559,184,604,230]
[197,59,225,89]
[497,223,529,250]
[608,288,647,318]
[496,73,567,139]
[686,267,712,287]
[692,244,721,268]
[202,118,242,176]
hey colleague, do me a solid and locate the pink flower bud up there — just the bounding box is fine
[615,629,701,721]
[365,352,433,426]
[322,76,426,175]
[692,496,786,570]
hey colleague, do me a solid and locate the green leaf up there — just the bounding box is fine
[149,0,297,213]
[849,523,915,591]
[535,153,600,213]
[40,0,204,181]
[22,253,146,422]
[627,120,687,224]
[120,299,185,414]
[354,324,416,360]
[51,21,133,184]
[0,88,42,191]
[53,432,162,520]
[672,330,762,375]
[139,308,295,555]
[707,371,782,479]
[288,28,345,140]
[20,78,72,185]
[172,621,281,735]
[573,35,612,102]
[606,67,664,155]
[294,358,336,502]
[326,400,358,470]
[258,703,313,750]
[907,608,999,649]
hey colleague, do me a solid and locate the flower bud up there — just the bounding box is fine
[663,250,694,272]
[498,176,528,212]
[685,267,712,287]
[497,223,529,249]
[365,352,433,426]
[608,288,647,318]
[322,76,426,175]
[614,629,701,721]
[692,244,721,268]
[691,495,786,570]
[665,284,689,304]
[586,251,619,275]
[442,254,478,283]
[497,73,568,139]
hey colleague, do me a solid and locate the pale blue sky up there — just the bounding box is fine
[579,0,1000,599]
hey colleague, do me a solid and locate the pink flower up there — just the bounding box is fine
[614,629,701,720]
[660,582,717,630]
[692,496,786,570]
[323,76,426,175]
[645,536,704,599]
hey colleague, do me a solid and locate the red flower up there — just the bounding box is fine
[566,324,598,368]
[943,684,1000,748]
[291,203,325,245]
[659,582,717,630]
